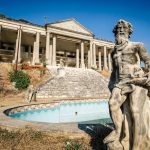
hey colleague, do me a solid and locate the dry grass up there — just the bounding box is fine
[0,127,91,150]
[0,124,112,150]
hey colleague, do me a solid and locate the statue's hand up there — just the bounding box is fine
[145,72,150,86]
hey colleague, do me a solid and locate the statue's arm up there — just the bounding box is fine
[138,43,150,85]
[108,51,117,91]
[138,43,150,70]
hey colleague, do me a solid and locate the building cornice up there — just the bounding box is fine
[0,18,46,35]
[46,18,94,36]
[47,25,94,37]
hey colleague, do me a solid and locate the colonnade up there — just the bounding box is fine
[74,41,112,71]
[11,29,112,71]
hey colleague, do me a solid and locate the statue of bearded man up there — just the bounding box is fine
[103,20,150,150]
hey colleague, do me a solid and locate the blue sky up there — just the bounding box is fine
[0,0,150,51]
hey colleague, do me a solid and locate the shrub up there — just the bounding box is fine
[9,70,30,90]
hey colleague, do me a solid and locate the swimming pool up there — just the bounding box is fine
[9,100,111,124]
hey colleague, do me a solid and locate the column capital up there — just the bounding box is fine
[35,32,40,41]
[52,34,57,37]
[46,31,50,36]
[81,40,85,44]
[81,40,84,44]
[36,32,40,41]
[76,43,80,47]
[17,25,22,31]
[89,39,94,43]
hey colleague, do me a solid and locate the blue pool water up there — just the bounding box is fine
[10,100,111,124]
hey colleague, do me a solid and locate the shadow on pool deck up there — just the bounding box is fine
[78,123,113,150]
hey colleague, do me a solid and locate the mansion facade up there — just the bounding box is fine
[0,15,114,71]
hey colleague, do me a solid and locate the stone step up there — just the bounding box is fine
[37,67,110,98]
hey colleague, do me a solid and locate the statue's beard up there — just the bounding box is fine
[115,34,128,45]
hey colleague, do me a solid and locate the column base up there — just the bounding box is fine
[52,62,56,66]
[12,60,16,64]
[12,59,21,64]
[80,63,85,68]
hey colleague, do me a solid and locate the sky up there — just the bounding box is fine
[0,0,150,51]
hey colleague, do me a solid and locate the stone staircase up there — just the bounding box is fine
[36,67,110,99]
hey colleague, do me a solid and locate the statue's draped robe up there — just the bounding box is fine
[122,86,150,150]
[108,41,150,150]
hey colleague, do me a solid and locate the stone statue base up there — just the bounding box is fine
[105,86,150,150]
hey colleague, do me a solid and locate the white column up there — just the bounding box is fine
[32,32,40,65]
[18,28,22,63]
[52,35,56,66]
[80,41,85,68]
[90,41,93,67]
[98,49,102,71]
[108,51,112,71]
[0,25,2,48]
[36,32,40,63]
[21,46,25,60]
[49,41,53,65]
[76,44,79,68]
[45,32,50,63]
[14,30,19,63]
[42,47,45,60]
[88,49,91,68]
[93,43,96,67]
[28,45,32,62]
[13,28,22,63]
[103,46,108,70]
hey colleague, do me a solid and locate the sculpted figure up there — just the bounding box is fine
[26,85,36,102]
[59,58,65,68]
[104,20,150,150]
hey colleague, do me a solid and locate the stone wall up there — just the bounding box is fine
[37,67,110,99]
